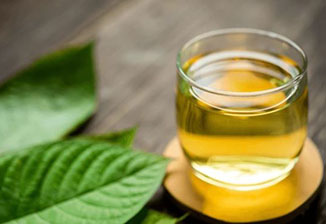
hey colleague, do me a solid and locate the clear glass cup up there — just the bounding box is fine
[176,28,308,190]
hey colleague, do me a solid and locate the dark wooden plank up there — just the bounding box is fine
[0,0,125,82]
[300,4,326,223]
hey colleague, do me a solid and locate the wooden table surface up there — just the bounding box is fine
[1,0,325,223]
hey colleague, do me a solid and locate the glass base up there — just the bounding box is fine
[191,156,298,191]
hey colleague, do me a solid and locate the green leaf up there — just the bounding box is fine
[0,139,169,224]
[86,127,137,147]
[127,209,181,224]
[0,43,96,151]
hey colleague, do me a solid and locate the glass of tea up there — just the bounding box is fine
[176,28,308,191]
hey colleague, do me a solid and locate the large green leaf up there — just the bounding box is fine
[127,209,181,224]
[0,139,169,224]
[0,43,96,151]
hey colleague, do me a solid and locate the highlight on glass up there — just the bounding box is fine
[176,28,308,191]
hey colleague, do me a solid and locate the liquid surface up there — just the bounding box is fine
[176,51,307,190]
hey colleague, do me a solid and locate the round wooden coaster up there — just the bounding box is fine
[163,138,324,224]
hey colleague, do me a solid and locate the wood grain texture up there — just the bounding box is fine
[0,0,125,82]
[0,0,325,223]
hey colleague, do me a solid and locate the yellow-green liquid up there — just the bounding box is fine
[176,51,307,190]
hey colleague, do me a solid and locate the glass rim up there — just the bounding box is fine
[176,28,308,97]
